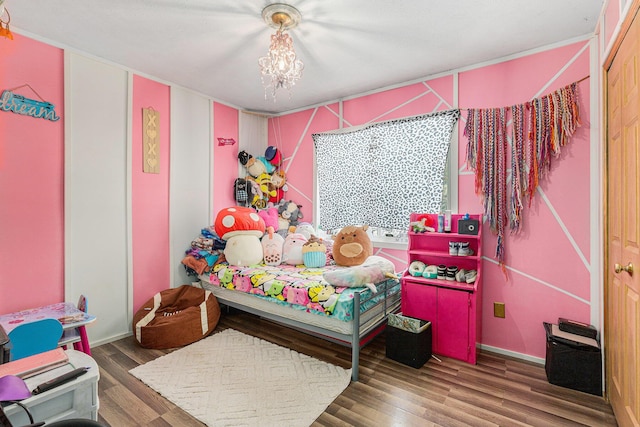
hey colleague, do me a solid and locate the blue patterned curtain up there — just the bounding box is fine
[313,109,460,231]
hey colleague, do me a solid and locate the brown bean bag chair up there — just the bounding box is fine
[133,285,220,349]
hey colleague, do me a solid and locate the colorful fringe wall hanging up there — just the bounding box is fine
[464,81,582,271]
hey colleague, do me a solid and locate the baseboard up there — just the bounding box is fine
[478,343,545,365]
[91,331,133,348]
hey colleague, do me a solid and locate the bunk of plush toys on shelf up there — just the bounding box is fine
[181,205,399,297]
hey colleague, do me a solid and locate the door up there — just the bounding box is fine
[606,7,640,426]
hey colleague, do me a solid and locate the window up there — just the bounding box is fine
[312,110,460,246]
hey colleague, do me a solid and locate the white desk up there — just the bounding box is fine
[2,350,99,425]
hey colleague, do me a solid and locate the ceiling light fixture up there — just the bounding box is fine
[0,0,12,41]
[258,3,304,102]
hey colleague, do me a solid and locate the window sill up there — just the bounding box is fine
[371,237,408,251]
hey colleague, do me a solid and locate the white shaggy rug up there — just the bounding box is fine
[129,328,351,427]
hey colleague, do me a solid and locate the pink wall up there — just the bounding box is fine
[131,75,171,312]
[269,41,592,359]
[604,0,620,49]
[459,42,591,357]
[0,34,65,313]
[212,102,239,216]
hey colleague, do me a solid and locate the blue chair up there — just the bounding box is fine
[7,319,63,361]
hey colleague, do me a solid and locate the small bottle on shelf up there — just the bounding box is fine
[444,210,452,233]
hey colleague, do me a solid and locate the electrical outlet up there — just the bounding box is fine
[494,302,506,318]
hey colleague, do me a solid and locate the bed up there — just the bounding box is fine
[195,262,401,381]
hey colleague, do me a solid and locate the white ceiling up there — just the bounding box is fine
[6,0,604,115]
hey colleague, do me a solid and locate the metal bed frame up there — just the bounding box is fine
[203,278,401,381]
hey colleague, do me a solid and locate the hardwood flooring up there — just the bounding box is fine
[93,309,616,426]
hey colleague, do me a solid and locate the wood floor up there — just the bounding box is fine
[92,309,617,426]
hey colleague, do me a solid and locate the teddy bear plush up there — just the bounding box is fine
[332,225,372,267]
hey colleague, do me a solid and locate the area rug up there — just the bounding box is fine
[129,328,351,427]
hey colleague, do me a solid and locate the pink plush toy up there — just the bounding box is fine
[282,233,307,265]
[257,207,279,230]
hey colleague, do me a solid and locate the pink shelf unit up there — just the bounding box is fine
[401,213,483,364]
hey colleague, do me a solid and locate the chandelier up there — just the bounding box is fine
[0,0,12,41]
[258,4,304,102]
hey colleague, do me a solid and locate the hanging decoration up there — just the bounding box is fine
[0,84,60,121]
[143,107,159,174]
[464,81,582,271]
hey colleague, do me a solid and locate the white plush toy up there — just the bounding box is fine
[262,226,284,266]
[322,255,397,293]
[282,233,307,265]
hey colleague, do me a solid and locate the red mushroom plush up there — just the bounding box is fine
[214,206,266,266]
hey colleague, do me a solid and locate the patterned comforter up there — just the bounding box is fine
[200,263,391,321]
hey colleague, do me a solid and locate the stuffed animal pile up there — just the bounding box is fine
[236,146,287,209]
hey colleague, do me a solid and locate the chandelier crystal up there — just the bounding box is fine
[258,4,304,102]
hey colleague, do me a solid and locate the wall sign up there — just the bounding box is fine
[143,107,159,174]
[0,86,60,122]
[217,137,236,146]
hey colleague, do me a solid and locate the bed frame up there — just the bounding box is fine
[200,278,401,381]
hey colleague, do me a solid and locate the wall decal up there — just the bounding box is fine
[143,107,159,174]
[0,84,60,121]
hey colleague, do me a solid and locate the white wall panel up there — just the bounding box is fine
[65,52,130,345]
[238,112,268,176]
[170,87,212,287]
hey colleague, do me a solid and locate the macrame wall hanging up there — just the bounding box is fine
[464,80,582,272]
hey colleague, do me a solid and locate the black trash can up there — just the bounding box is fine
[386,313,432,369]
[543,322,602,396]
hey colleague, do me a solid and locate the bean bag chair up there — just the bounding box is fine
[133,285,220,349]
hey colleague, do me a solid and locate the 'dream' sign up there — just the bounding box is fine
[0,90,60,121]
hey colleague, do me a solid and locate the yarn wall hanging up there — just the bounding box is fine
[464,80,583,272]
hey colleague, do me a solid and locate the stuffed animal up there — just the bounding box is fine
[257,207,279,230]
[214,206,265,267]
[302,235,327,268]
[238,150,251,166]
[296,222,316,240]
[282,232,307,265]
[261,226,284,266]
[265,146,282,167]
[332,225,372,267]
[276,200,303,233]
[271,170,287,192]
[244,156,266,178]
[323,255,397,293]
[255,173,276,200]
[256,156,276,174]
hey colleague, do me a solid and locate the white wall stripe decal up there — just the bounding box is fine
[365,89,434,125]
[422,82,454,109]
[532,41,589,99]
[482,256,589,305]
[536,187,590,271]
[284,107,318,174]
